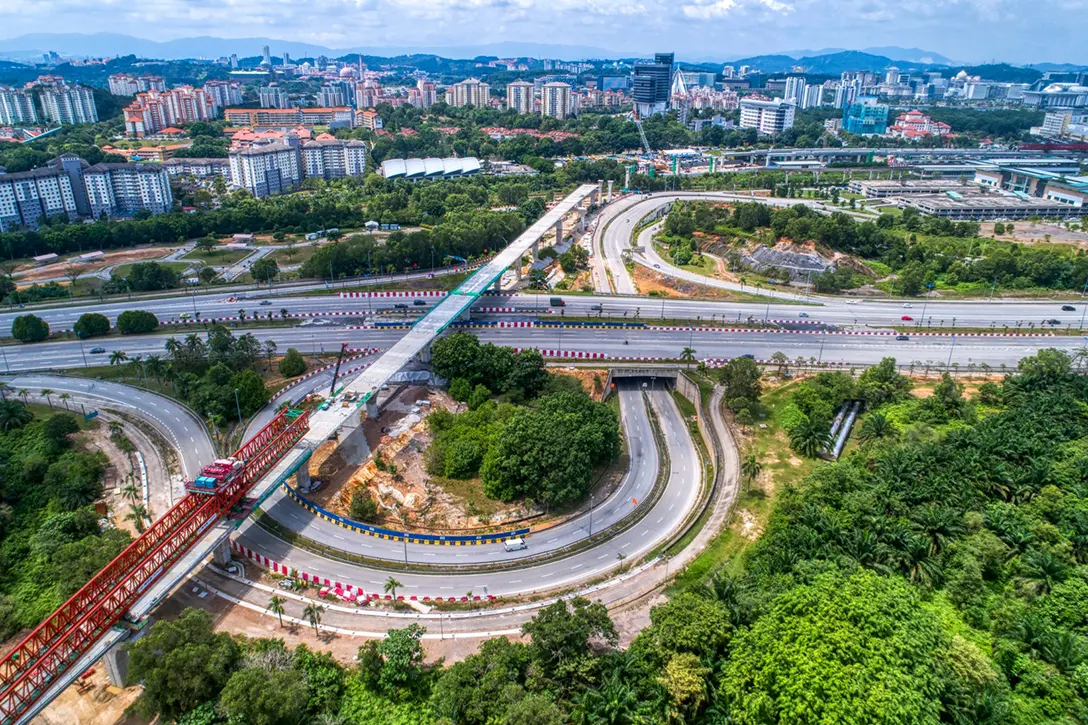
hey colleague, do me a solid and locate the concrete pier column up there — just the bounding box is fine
[418,341,433,364]
[530,240,539,262]
[104,640,130,687]
[213,540,232,567]
[553,219,563,245]
[294,462,311,491]
[607,180,614,202]
[575,209,587,233]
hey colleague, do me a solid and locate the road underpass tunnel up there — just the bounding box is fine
[603,368,679,399]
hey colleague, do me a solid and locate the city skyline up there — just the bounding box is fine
[2,0,1088,65]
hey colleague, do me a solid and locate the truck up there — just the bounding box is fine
[549,297,565,307]
[187,458,244,494]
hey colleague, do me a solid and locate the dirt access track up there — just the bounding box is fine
[14,247,178,284]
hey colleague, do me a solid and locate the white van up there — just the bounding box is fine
[503,537,527,552]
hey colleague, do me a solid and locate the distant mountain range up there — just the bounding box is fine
[0,33,1083,76]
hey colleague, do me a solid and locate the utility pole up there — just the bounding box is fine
[329,343,349,398]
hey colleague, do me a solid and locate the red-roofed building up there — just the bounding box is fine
[887,110,951,139]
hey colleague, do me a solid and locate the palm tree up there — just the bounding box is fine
[1015,548,1069,596]
[164,337,181,358]
[789,417,832,458]
[740,452,762,492]
[0,382,8,400]
[17,389,30,406]
[125,504,150,533]
[128,355,145,384]
[121,482,141,505]
[680,347,696,369]
[384,576,402,599]
[108,420,123,437]
[144,354,165,385]
[238,308,247,322]
[58,392,71,411]
[0,400,33,431]
[302,603,324,634]
[39,388,54,410]
[109,350,129,373]
[858,412,894,443]
[267,594,286,627]
[280,308,289,319]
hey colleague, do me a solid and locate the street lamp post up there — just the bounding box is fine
[234,388,243,423]
[588,492,594,536]
[946,334,957,369]
[817,330,826,364]
[77,332,88,368]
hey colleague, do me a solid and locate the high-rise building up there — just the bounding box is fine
[843,97,889,135]
[355,80,381,109]
[204,80,243,109]
[230,54,239,69]
[259,84,290,109]
[884,67,900,85]
[0,167,78,231]
[107,74,165,96]
[722,65,735,79]
[229,142,302,198]
[540,82,571,119]
[739,98,796,134]
[317,84,346,107]
[0,86,39,125]
[300,138,367,180]
[39,83,98,124]
[261,45,272,67]
[122,86,215,137]
[784,76,806,105]
[633,52,674,117]
[82,163,173,217]
[444,78,490,107]
[801,84,824,109]
[417,80,437,109]
[506,80,535,114]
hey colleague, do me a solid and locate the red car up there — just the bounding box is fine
[901,315,913,321]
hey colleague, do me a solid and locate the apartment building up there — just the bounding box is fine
[540,82,572,119]
[39,83,98,124]
[0,167,78,231]
[0,86,39,125]
[162,157,231,178]
[417,80,437,109]
[444,78,490,108]
[356,109,383,130]
[224,107,355,129]
[301,138,367,180]
[123,86,216,137]
[739,98,795,134]
[107,74,166,96]
[82,163,173,217]
[259,84,290,109]
[506,80,535,114]
[204,80,243,108]
[229,142,303,197]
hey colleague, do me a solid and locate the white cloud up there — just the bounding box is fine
[681,0,792,19]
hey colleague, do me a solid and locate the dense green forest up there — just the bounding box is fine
[113,348,1088,724]
[0,397,131,640]
[663,200,1088,294]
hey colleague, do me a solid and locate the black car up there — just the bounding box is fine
[394,303,409,309]
[1062,305,1076,312]
[740,353,755,359]
[413,299,427,306]
[89,347,106,354]
[1045,319,1062,325]
[896,335,910,341]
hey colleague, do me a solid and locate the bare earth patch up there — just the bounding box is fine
[735,509,764,541]
[15,247,177,284]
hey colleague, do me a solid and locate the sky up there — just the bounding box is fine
[3,0,1087,64]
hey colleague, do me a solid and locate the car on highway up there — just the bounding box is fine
[653,263,660,268]
[845,300,858,305]
[1062,305,1076,311]
[394,303,408,309]
[902,303,913,308]
[504,538,527,552]
[896,335,910,341]
[413,299,427,306]
[1045,319,1061,325]
[740,353,755,359]
[89,347,106,354]
[259,300,271,306]
[799,312,809,318]
[590,304,602,311]
[901,315,913,321]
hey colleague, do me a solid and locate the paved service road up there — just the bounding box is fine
[233,384,701,597]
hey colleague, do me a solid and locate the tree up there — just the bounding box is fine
[251,257,280,284]
[350,491,378,522]
[198,266,218,286]
[194,236,217,254]
[522,596,617,681]
[117,310,159,335]
[857,357,913,407]
[718,356,762,408]
[40,388,54,410]
[741,452,762,491]
[384,576,402,599]
[125,504,149,533]
[74,312,110,338]
[302,602,324,635]
[680,347,696,368]
[858,411,895,442]
[219,665,308,725]
[268,594,286,627]
[720,570,973,725]
[0,400,32,431]
[278,348,308,378]
[109,349,129,369]
[126,608,240,720]
[377,624,426,693]
[789,416,832,457]
[659,653,709,720]
[11,313,49,342]
[58,392,71,411]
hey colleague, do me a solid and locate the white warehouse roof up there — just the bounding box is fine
[380,157,481,179]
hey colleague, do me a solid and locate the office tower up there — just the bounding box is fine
[0,86,39,124]
[301,139,367,180]
[316,84,345,107]
[739,98,796,134]
[722,65,735,79]
[784,76,806,105]
[283,52,291,66]
[540,82,571,119]
[633,52,674,117]
[259,84,290,109]
[842,97,889,134]
[230,54,239,69]
[262,45,272,66]
[229,143,302,198]
[506,80,535,114]
[802,84,824,109]
[884,66,899,85]
[39,83,98,124]
[444,78,490,107]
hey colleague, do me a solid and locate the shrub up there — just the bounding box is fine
[11,314,49,342]
[350,491,379,522]
[73,312,110,339]
[116,310,159,335]
[278,348,307,378]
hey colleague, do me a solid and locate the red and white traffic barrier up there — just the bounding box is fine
[340,290,447,299]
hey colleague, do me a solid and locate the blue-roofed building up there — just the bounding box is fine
[843,97,889,135]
